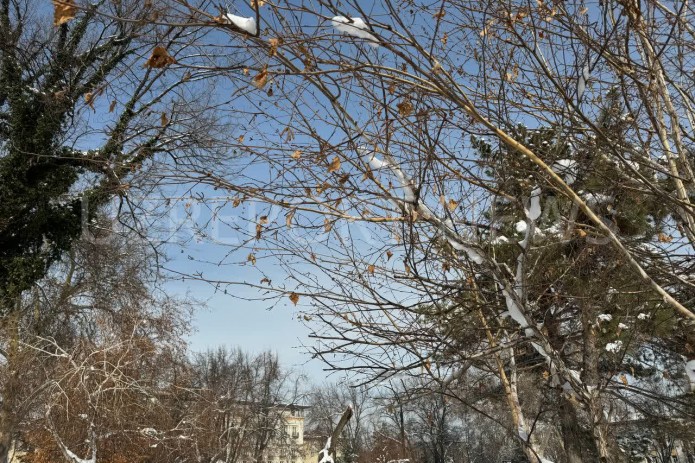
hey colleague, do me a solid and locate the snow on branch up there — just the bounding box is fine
[332,17,380,47]
[223,14,258,35]
[317,406,353,463]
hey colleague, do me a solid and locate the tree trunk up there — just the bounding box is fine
[557,394,600,463]
[0,308,20,463]
[581,305,625,463]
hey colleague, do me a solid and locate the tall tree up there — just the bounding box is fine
[143,0,695,461]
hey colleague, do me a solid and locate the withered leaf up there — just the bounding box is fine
[145,46,176,68]
[247,253,257,265]
[161,112,169,126]
[285,209,296,228]
[368,264,375,274]
[289,292,299,305]
[658,232,672,243]
[291,150,302,160]
[328,156,341,173]
[396,99,413,117]
[433,8,446,19]
[268,38,282,57]
[84,92,96,110]
[252,67,268,89]
[108,100,117,113]
[53,0,77,26]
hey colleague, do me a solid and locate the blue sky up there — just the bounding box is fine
[154,189,333,380]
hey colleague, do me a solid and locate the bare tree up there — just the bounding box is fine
[306,382,371,463]
[58,0,695,461]
[188,348,304,463]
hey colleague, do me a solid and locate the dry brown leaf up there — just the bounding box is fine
[619,374,628,386]
[447,199,458,212]
[368,264,375,274]
[576,228,587,238]
[324,218,332,233]
[316,182,329,195]
[145,46,176,68]
[255,223,262,239]
[252,67,268,89]
[388,83,396,94]
[247,253,257,265]
[268,38,282,57]
[108,100,117,113]
[260,277,271,285]
[579,6,588,14]
[386,250,393,260]
[440,32,448,45]
[505,64,519,82]
[232,197,241,207]
[53,0,77,26]
[338,173,350,184]
[328,156,341,173]
[291,150,302,160]
[161,112,169,127]
[280,126,295,142]
[285,209,296,228]
[84,92,96,110]
[397,100,413,117]
[658,232,672,243]
[259,215,269,225]
[251,0,266,7]
[289,292,299,305]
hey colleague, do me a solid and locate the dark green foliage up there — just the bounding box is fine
[0,3,147,310]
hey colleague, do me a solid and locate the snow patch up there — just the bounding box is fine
[517,426,529,442]
[331,17,379,47]
[553,159,578,184]
[605,341,623,353]
[224,14,257,34]
[526,187,542,221]
[686,360,695,391]
[318,437,334,463]
[577,62,590,100]
[597,313,613,322]
[360,146,389,170]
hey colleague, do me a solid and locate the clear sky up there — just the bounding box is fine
[155,191,333,381]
